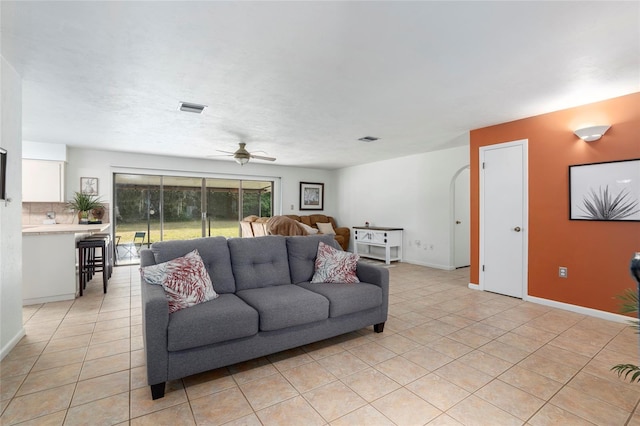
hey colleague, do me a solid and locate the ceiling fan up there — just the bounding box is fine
[213,142,276,165]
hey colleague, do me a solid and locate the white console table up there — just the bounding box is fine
[353,227,403,265]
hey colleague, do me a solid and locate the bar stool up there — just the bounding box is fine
[85,233,113,279]
[77,235,110,296]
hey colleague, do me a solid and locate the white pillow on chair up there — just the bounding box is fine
[298,222,319,234]
[316,222,336,235]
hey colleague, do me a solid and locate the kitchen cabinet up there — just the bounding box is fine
[22,159,65,202]
[22,223,110,304]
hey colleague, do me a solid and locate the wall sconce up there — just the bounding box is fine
[574,125,610,142]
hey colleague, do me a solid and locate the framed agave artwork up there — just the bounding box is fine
[569,158,640,221]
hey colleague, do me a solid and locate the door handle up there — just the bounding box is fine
[456,220,462,224]
[514,226,521,232]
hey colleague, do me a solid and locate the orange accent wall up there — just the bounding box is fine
[470,92,640,314]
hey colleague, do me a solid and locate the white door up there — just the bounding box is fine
[480,140,527,298]
[454,167,470,268]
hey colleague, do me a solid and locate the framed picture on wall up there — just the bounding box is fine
[80,177,98,195]
[569,158,640,221]
[300,182,324,210]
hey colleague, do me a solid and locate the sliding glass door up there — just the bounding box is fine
[113,173,273,263]
[113,174,161,264]
[242,180,273,218]
[205,179,240,237]
[162,176,203,240]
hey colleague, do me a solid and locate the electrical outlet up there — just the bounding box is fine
[290,204,294,210]
[559,267,568,278]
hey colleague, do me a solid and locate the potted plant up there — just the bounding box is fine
[611,253,640,382]
[67,191,104,223]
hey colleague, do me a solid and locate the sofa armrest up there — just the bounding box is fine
[356,262,388,288]
[334,227,350,250]
[356,262,389,318]
[140,249,156,267]
[140,249,170,386]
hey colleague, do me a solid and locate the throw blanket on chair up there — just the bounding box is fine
[266,216,307,236]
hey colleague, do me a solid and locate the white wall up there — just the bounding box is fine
[336,141,469,269]
[23,140,67,161]
[65,148,336,217]
[1,56,25,359]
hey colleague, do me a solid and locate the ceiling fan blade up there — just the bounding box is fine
[215,149,235,154]
[206,153,234,158]
[250,154,276,161]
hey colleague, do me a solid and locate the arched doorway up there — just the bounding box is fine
[450,165,470,268]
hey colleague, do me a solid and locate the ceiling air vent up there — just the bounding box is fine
[178,102,207,114]
[358,136,379,142]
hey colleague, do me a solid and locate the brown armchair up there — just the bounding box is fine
[284,214,350,250]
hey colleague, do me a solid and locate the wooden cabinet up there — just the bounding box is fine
[353,227,403,264]
[22,159,65,202]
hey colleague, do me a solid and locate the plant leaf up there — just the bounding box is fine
[579,186,640,220]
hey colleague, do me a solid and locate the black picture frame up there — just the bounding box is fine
[300,182,324,210]
[0,148,6,201]
[569,158,640,221]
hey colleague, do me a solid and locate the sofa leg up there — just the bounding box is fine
[374,322,385,333]
[150,382,165,400]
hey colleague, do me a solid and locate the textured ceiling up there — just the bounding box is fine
[2,1,638,169]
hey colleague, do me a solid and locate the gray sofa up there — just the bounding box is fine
[140,234,389,399]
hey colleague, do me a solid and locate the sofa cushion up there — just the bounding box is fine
[228,236,291,290]
[287,235,340,284]
[298,282,382,318]
[236,285,329,331]
[150,237,236,294]
[141,249,218,313]
[167,294,259,352]
[311,242,360,284]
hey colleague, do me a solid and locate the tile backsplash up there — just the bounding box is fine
[22,202,110,225]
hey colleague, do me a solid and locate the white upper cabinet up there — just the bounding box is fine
[22,159,65,202]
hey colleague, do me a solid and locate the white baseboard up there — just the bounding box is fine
[23,293,75,306]
[525,295,632,324]
[1,328,26,360]
[466,283,630,323]
[401,260,454,271]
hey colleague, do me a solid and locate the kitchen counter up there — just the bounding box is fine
[22,223,111,305]
[22,223,110,235]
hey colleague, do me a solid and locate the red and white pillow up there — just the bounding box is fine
[311,242,360,283]
[141,249,218,313]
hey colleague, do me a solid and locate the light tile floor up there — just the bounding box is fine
[2,263,640,425]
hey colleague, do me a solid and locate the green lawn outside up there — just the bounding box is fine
[115,220,240,244]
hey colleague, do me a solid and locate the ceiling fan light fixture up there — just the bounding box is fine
[178,102,207,114]
[358,136,379,142]
[212,142,275,165]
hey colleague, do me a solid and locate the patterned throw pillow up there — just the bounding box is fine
[140,249,218,313]
[311,242,360,283]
